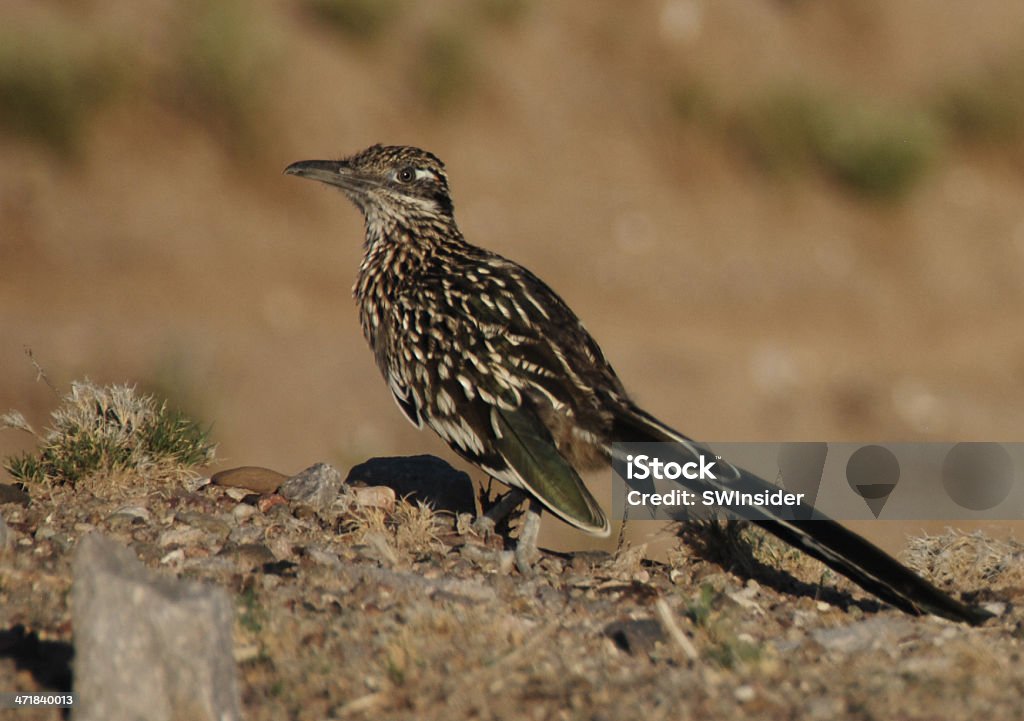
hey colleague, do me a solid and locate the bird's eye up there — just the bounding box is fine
[397,167,416,183]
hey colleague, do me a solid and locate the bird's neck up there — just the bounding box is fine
[352,212,464,351]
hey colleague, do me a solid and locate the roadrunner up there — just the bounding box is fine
[286,144,991,625]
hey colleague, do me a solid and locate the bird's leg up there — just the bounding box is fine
[470,488,543,573]
[472,487,527,538]
[514,500,543,575]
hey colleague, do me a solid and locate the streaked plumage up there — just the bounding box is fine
[285,144,991,625]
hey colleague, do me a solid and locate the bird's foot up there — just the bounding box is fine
[473,487,527,539]
[470,514,497,539]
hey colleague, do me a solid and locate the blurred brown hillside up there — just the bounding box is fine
[2,0,1024,552]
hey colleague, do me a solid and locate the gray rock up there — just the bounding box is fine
[280,462,342,512]
[809,616,919,654]
[72,534,241,721]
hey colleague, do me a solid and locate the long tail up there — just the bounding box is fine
[611,404,993,625]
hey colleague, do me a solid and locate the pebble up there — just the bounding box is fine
[734,685,756,703]
[224,543,276,566]
[352,485,396,512]
[228,525,264,545]
[212,466,288,495]
[158,526,206,548]
[305,546,343,568]
[603,619,666,655]
[0,483,31,506]
[228,488,259,503]
[267,536,294,561]
[182,475,212,492]
[160,548,186,565]
[232,504,257,523]
[109,505,151,523]
[346,455,474,514]
[258,495,288,513]
[176,512,231,537]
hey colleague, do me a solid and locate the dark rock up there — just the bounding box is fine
[604,618,667,655]
[72,534,242,721]
[0,483,30,506]
[346,455,475,514]
[262,560,299,577]
[220,542,276,567]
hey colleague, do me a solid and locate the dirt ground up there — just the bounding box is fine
[2,1,1024,718]
[0,466,1021,721]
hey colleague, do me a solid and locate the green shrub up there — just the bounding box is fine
[3,380,214,486]
[0,28,120,154]
[733,87,939,200]
[934,57,1024,146]
[304,0,403,42]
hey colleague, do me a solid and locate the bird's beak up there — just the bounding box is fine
[284,159,376,194]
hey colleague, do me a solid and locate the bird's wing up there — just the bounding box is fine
[487,402,610,535]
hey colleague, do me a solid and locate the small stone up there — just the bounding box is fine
[266,536,293,561]
[158,526,205,548]
[811,617,917,653]
[982,601,1006,617]
[227,525,264,546]
[109,505,151,523]
[211,466,288,494]
[0,513,8,554]
[224,487,256,502]
[160,548,185,565]
[305,546,342,568]
[604,619,666,656]
[346,455,475,514]
[183,475,212,492]
[222,543,276,567]
[258,494,288,513]
[0,483,30,506]
[352,485,396,511]
[232,504,257,523]
[176,512,231,538]
[280,463,342,512]
[734,685,756,703]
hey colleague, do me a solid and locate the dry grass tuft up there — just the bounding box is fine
[341,498,448,562]
[903,529,1024,592]
[3,379,215,488]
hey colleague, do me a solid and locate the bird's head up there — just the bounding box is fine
[285,144,454,221]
